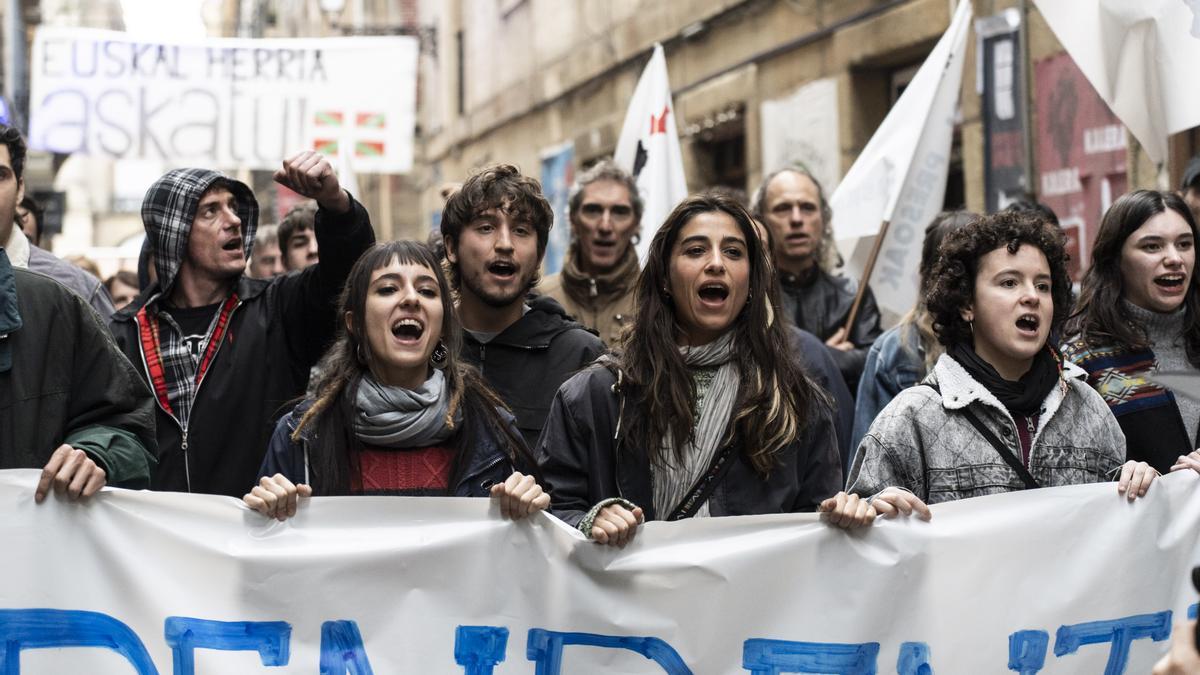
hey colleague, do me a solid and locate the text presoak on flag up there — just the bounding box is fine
[29,27,418,172]
[0,468,1198,673]
[614,43,688,263]
[831,0,971,318]
[1034,0,1200,165]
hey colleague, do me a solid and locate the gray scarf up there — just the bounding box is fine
[653,331,739,519]
[353,370,461,447]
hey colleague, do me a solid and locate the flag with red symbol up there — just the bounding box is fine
[614,43,689,264]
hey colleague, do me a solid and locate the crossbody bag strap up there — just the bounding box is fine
[666,440,740,521]
[925,383,1040,490]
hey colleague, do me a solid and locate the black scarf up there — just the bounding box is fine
[949,342,1060,417]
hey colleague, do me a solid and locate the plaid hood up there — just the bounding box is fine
[141,168,258,294]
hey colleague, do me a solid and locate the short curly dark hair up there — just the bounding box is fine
[927,210,1072,347]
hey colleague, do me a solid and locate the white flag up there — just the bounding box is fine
[614,43,688,263]
[1034,0,1200,165]
[831,0,972,318]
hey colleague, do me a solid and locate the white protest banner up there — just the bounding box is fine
[831,0,971,319]
[1,469,1198,673]
[28,27,417,172]
[1034,0,1200,165]
[761,77,841,195]
[614,43,688,263]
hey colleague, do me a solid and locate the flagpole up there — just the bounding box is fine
[843,219,890,334]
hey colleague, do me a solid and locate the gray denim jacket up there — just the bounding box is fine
[847,353,1125,504]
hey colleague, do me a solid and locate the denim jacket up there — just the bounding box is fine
[851,324,927,454]
[847,353,1125,505]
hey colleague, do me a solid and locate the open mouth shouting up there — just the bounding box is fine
[486,259,518,281]
[1014,313,1040,337]
[1154,272,1188,294]
[221,236,243,253]
[697,281,731,307]
[390,317,426,345]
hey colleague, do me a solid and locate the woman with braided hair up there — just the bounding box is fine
[243,240,548,520]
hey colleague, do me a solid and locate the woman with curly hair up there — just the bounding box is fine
[243,240,549,520]
[1063,190,1200,476]
[821,211,1156,528]
[537,191,842,547]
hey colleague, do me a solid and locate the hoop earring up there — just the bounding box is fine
[430,340,448,369]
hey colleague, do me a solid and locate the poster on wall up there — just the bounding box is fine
[1035,53,1126,281]
[760,77,841,194]
[977,10,1027,213]
[539,142,575,276]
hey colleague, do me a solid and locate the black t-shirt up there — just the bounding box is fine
[162,303,221,361]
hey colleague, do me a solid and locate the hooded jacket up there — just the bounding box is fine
[109,168,375,496]
[461,293,605,450]
[1,250,156,485]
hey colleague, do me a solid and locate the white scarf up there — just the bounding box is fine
[652,331,739,519]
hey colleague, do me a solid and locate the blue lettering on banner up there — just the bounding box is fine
[742,639,880,674]
[526,629,691,675]
[0,608,158,674]
[1007,630,1049,674]
[163,616,290,674]
[456,626,509,675]
[1053,611,1172,675]
[0,607,1189,672]
[319,620,375,674]
[896,642,933,675]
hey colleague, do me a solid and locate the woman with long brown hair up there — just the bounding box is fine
[537,191,842,546]
[1064,190,1200,476]
[244,240,548,519]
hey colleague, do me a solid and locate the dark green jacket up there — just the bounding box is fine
[0,252,156,485]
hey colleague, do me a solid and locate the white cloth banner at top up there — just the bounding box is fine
[28,27,418,172]
[831,0,971,318]
[615,43,689,263]
[1034,0,1200,165]
[1,468,1198,673]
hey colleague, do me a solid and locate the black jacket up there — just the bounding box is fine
[110,197,375,496]
[788,326,855,473]
[780,267,883,394]
[1,260,156,485]
[537,365,844,527]
[462,294,604,450]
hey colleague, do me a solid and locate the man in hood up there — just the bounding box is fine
[441,164,604,449]
[109,151,376,496]
[0,123,156,501]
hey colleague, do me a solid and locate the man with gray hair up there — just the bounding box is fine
[753,167,882,394]
[540,159,642,345]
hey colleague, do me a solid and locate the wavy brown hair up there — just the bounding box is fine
[927,210,1073,348]
[292,240,537,494]
[1067,189,1200,365]
[614,191,821,476]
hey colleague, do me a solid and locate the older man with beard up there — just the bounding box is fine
[441,164,604,450]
